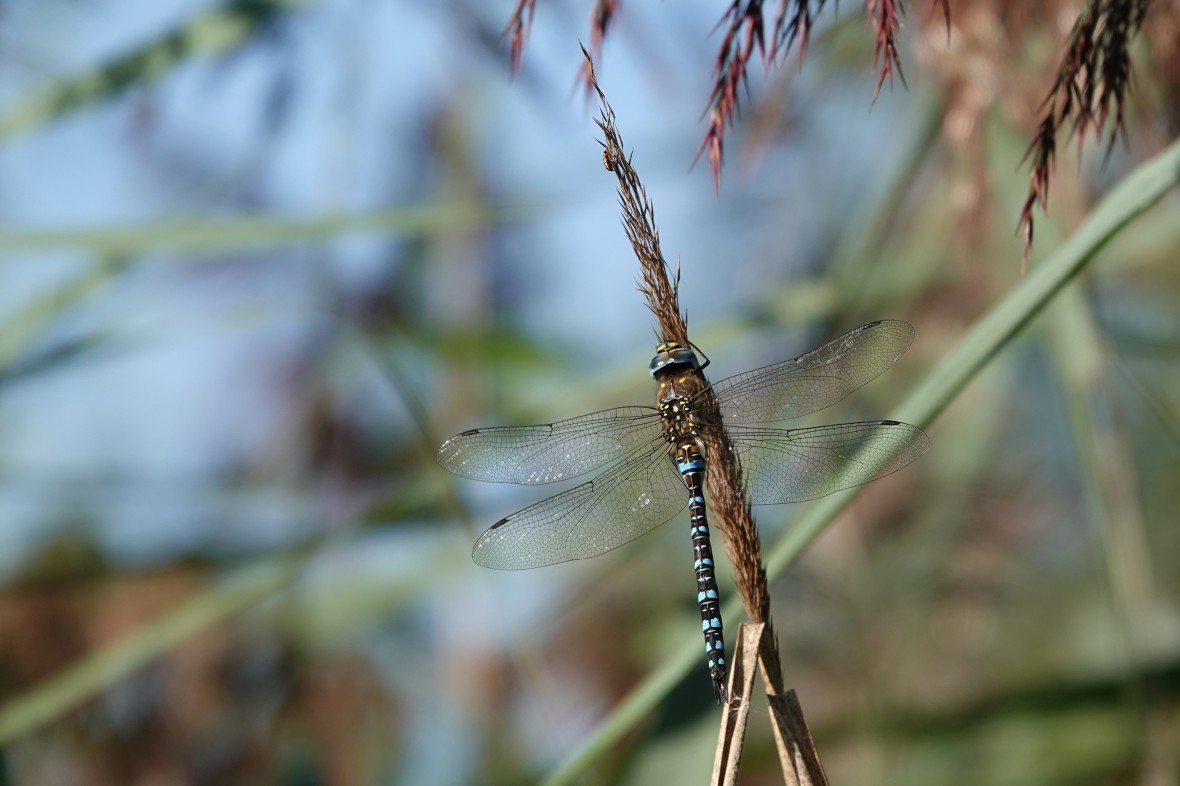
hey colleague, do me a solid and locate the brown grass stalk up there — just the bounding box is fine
[583,44,827,783]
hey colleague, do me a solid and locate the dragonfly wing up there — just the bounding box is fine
[709,320,915,424]
[472,443,687,569]
[725,421,929,504]
[438,406,660,484]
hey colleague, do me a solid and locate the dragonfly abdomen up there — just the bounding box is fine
[675,440,727,704]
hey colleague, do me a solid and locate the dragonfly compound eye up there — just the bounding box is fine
[648,346,701,378]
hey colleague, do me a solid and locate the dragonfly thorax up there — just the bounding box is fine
[658,394,704,443]
[652,343,711,441]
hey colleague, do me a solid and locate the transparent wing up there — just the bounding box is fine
[708,320,915,424]
[437,407,661,484]
[472,442,687,569]
[724,420,929,504]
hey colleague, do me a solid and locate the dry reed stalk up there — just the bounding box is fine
[584,44,828,785]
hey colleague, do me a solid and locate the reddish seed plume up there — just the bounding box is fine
[503,0,539,75]
[693,110,726,194]
[589,0,620,53]
[501,2,958,191]
[696,1,767,191]
[869,0,908,106]
[579,0,622,96]
[1018,112,1057,271]
[1018,0,1148,263]
[770,0,824,62]
[698,0,950,188]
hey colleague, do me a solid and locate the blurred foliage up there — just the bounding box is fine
[0,2,1178,786]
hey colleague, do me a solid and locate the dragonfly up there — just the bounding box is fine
[437,320,929,703]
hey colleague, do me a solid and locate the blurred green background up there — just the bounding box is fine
[0,1,1178,784]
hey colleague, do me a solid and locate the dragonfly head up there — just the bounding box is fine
[649,342,700,378]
